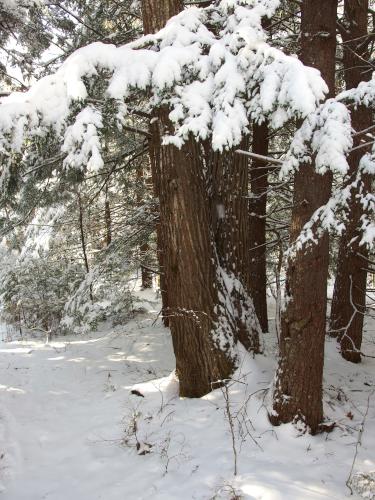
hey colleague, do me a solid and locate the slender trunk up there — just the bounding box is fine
[77,192,93,302]
[137,167,153,289]
[140,243,153,289]
[148,118,169,321]
[249,121,269,333]
[270,0,337,434]
[330,0,371,363]
[104,185,112,246]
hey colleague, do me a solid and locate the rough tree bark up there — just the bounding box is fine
[249,121,270,333]
[270,0,338,434]
[141,0,242,396]
[330,0,372,363]
[141,0,183,318]
[207,142,261,353]
[147,119,169,318]
[159,132,239,396]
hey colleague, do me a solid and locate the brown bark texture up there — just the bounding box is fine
[158,130,239,397]
[141,0,249,397]
[206,140,261,353]
[141,0,184,319]
[77,191,94,303]
[270,0,338,434]
[148,117,169,320]
[249,121,270,333]
[330,0,372,363]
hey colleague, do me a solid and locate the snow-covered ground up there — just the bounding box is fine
[0,294,374,499]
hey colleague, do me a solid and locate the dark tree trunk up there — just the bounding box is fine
[141,0,183,320]
[270,0,338,434]
[148,117,169,321]
[141,2,240,396]
[207,141,261,353]
[77,191,93,302]
[330,0,372,363]
[140,243,153,289]
[137,167,153,289]
[159,126,238,397]
[104,186,112,247]
[249,121,269,333]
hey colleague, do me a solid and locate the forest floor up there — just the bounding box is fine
[0,291,374,499]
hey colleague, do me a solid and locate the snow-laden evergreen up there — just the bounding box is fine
[0,0,326,174]
[280,81,375,252]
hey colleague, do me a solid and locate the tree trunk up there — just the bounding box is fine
[159,126,238,397]
[249,121,269,333]
[330,0,372,363]
[137,167,153,289]
[104,185,112,246]
[141,2,240,396]
[206,141,261,353]
[141,0,183,319]
[148,117,169,321]
[270,0,338,434]
[141,0,182,33]
[77,191,93,302]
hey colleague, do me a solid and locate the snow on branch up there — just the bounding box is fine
[286,172,375,256]
[0,0,328,175]
[0,0,38,14]
[281,99,353,177]
[281,76,375,252]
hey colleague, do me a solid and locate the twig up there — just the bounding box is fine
[235,150,283,165]
[346,389,375,494]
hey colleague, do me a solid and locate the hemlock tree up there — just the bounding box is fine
[270,0,338,434]
[141,0,246,396]
[268,3,375,431]
[249,120,270,333]
[248,11,272,334]
[330,0,372,363]
[141,0,183,322]
[0,0,329,399]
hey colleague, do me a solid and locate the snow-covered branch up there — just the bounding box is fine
[0,0,328,176]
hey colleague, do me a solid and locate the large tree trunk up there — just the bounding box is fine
[141,2,240,396]
[207,141,261,353]
[270,0,338,434]
[249,121,269,333]
[141,0,183,321]
[159,131,238,396]
[330,0,372,363]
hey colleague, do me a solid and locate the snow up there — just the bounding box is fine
[0,296,374,499]
[62,106,104,172]
[0,0,328,172]
[0,0,37,13]
[281,99,352,177]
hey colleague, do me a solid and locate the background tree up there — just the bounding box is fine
[330,0,373,363]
